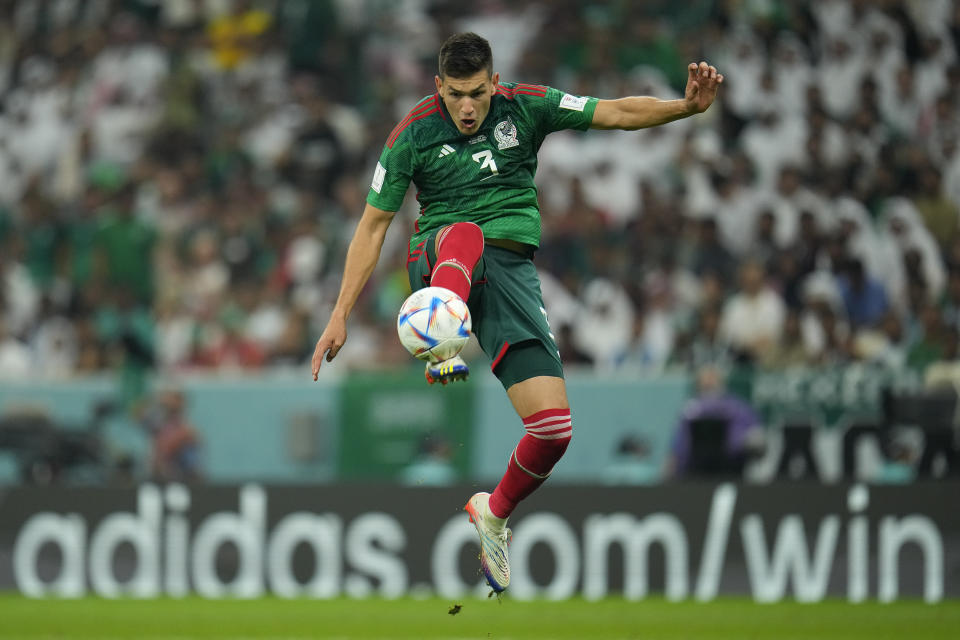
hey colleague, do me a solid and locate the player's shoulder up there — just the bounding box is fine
[497,82,596,117]
[386,93,445,149]
[494,82,552,103]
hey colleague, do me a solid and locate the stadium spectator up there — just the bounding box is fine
[837,258,890,329]
[624,291,675,374]
[907,303,952,371]
[143,388,202,482]
[852,311,909,368]
[572,277,636,371]
[0,318,32,378]
[719,260,786,364]
[760,310,811,370]
[913,163,959,252]
[668,364,765,479]
[206,0,273,72]
[93,182,157,305]
[691,217,736,284]
[670,305,731,372]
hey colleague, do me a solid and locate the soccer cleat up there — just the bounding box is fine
[464,492,511,593]
[425,355,469,385]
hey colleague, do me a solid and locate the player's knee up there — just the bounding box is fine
[454,221,483,236]
[441,221,484,246]
[516,408,571,477]
[522,408,572,449]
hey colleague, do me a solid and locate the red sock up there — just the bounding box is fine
[430,222,484,302]
[488,408,572,519]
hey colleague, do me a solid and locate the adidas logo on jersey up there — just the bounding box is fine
[438,144,455,158]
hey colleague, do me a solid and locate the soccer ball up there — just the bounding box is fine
[397,286,471,363]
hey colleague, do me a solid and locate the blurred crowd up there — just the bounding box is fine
[0,0,959,399]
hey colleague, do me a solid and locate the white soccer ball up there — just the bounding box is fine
[397,286,472,363]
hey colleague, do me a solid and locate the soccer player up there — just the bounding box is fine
[311,32,723,593]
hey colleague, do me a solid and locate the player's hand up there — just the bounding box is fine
[311,316,347,381]
[685,61,724,114]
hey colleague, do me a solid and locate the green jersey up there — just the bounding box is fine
[366,83,599,252]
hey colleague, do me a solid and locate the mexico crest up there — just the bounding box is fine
[494,117,519,150]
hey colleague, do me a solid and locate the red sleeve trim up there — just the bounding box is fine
[515,83,548,92]
[496,83,547,100]
[386,95,440,148]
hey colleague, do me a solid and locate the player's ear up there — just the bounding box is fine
[491,71,499,87]
[435,75,443,93]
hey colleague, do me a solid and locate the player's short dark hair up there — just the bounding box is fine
[438,32,493,79]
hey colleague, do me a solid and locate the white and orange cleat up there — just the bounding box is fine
[464,492,511,593]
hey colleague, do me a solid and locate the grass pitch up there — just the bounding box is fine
[0,594,957,640]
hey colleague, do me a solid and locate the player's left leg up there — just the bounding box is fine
[490,373,571,517]
[466,345,572,593]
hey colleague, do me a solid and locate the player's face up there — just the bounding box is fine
[435,70,500,135]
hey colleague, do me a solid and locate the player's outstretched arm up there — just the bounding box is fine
[311,203,395,380]
[590,61,724,131]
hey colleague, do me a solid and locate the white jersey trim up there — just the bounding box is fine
[371,162,386,193]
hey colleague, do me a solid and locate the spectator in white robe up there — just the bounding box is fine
[875,198,948,307]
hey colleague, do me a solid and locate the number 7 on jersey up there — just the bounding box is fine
[472,149,499,179]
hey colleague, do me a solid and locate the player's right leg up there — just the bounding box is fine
[408,222,485,385]
[430,222,483,303]
[424,354,469,385]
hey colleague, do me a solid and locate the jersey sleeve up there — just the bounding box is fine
[528,86,599,135]
[366,131,416,212]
